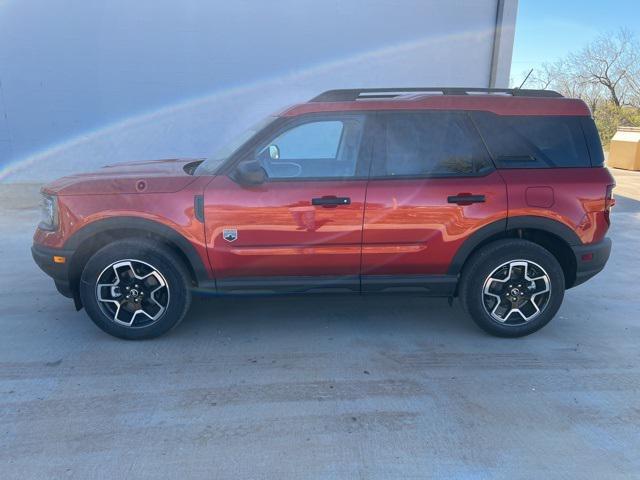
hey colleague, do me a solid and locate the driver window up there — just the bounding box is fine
[258,117,364,179]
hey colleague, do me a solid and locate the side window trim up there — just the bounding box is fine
[579,117,604,167]
[467,111,499,173]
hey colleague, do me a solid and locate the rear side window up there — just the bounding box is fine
[471,112,592,168]
[371,112,492,177]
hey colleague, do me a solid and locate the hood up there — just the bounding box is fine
[42,158,205,196]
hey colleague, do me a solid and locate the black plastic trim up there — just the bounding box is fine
[448,194,486,204]
[448,219,507,275]
[506,215,582,245]
[194,195,204,223]
[312,196,351,206]
[311,88,563,102]
[217,275,360,294]
[361,275,457,295]
[62,217,212,285]
[216,274,460,296]
[448,216,584,275]
[571,237,611,287]
[31,243,74,283]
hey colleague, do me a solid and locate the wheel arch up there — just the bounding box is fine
[449,216,581,289]
[65,217,210,304]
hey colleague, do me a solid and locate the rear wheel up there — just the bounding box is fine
[80,239,192,339]
[459,239,565,337]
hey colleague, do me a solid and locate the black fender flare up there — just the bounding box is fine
[448,215,581,275]
[64,216,211,285]
[506,215,581,245]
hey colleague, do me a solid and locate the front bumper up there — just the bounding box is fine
[31,243,75,298]
[571,237,612,287]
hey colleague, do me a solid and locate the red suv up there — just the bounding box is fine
[32,87,614,339]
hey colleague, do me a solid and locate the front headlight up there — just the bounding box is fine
[39,193,59,230]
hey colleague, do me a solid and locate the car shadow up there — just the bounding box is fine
[172,293,479,343]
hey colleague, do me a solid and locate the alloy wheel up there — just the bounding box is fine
[95,259,170,328]
[482,259,551,325]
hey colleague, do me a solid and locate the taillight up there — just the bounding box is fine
[604,184,615,224]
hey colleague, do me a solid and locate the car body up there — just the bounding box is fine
[32,87,615,339]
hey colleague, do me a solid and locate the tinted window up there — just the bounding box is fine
[258,117,364,179]
[371,112,492,177]
[471,112,592,168]
[580,117,605,167]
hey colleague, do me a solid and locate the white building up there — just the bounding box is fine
[0,0,518,182]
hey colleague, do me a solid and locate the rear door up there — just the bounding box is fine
[203,113,372,292]
[361,111,508,292]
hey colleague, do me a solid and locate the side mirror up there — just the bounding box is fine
[268,144,280,160]
[234,160,267,185]
[257,144,280,163]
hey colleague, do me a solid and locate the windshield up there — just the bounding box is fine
[195,116,277,175]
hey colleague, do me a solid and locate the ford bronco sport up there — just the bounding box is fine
[32,87,614,339]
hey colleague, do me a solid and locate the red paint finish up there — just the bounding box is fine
[32,166,613,286]
[362,171,508,275]
[35,174,213,277]
[203,175,367,278]
[525,186,554,208]
[42,158,201,196]
[500,168,615,244]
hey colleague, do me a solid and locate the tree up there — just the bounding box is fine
[568,28,639,107]
[525,59,603,112]
[514,27,640,147]
[519,28,639,109]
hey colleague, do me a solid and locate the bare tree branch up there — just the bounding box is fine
[566,28,639,106]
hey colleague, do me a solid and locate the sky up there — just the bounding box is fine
[511,0,640,86]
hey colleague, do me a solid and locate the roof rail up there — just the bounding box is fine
[310,87,563,102]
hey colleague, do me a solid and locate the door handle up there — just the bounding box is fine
[311,196,351,207]
[447,194,486,205]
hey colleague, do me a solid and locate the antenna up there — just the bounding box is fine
[517,69,534,90]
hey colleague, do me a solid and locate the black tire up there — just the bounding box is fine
[80,239,192,340]
[459,239,565,338]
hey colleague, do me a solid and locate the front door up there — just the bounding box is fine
[361,111,508,292]
[203,113,371,293]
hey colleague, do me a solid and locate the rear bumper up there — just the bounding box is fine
[571,237,612,287]
[31,243,75,298]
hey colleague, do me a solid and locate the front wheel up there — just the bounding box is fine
[459,239,565,337]
[80,239,192,340]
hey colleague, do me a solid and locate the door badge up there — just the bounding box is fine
[223,228,238,242]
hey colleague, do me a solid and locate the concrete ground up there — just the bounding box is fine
[1,170,639,479]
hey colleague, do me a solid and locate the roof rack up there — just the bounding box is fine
[310,87,563,102]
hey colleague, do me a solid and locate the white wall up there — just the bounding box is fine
[0,0,517,182]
